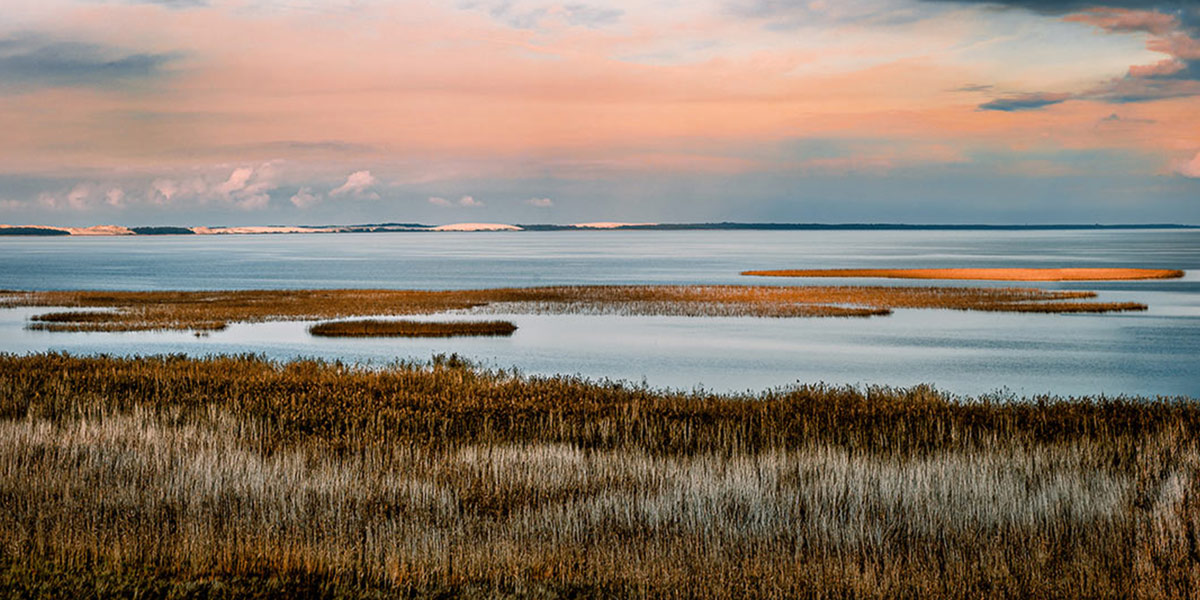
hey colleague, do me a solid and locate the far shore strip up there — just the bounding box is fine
[741,268,1185,281]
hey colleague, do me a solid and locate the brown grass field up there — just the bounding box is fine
[309,319,518,337]
[0,353,1198,599]
[2,285,1146,332]
[741,268,1186,281]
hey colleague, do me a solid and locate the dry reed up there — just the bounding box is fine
[0,353,1197,598]
[2,285,1145,332]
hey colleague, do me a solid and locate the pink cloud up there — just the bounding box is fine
[330,170,378,198]
[1147,32,1200,61]
[66,184,91,210]
[105,188,126,208]
[290,187,320,208]
[1176,151,1200,178]
[218,167,254,195]
[1128,59,1186,78]
[1063,9,1178,36]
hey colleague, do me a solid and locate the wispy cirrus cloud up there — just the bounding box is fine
[728,0,934,29]
[459,1,623,30]
[978,92,1072,112]
[101,0,209,7]
[0,33,181,93]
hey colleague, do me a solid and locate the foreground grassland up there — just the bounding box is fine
[741,268,1185,281]
[1,353,1198,599]
[309,319,518,337]
[3,285,1146,332]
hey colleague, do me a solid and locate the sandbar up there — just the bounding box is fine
[741,268,1184,281]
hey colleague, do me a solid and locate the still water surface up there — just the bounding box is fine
[2,229,1197,397]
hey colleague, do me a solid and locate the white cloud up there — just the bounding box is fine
[214,165,279,210]
[151,179,179,203]
[37,192,58,209]
[290,187,321,208]
[218,167,254,195]
[105,188,126,208]
[526,197,554,207]
[66,184,91,210]
[235,194,271,211]
[1176,151,1200,178]
[429,195,485,207]
[151,180,177,204]
[146,165,278,210]
[331,170,379,198]
[150,177,204,205]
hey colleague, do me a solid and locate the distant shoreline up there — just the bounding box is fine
[2,221,1198,236]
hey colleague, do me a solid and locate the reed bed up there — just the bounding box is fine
[309,319,518,337]
[1,353,1197,598]
[2,285,1144,332]
[741,268,1186,281]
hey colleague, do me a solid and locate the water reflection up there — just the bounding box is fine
[2,229,1196,397]
[3,306,1195,398]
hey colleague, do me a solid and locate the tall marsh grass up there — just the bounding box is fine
[1,353,1197,598]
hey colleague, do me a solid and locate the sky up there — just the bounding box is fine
[0,0,1197,225]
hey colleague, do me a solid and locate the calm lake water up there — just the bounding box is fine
[2,229,1197,397]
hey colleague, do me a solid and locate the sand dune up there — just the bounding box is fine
[741,268,1185,281]
[65,225,135,236]
[1,224,133,235]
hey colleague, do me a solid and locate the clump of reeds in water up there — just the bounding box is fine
[309,319,517,337]
[0,352,1197,599]
[2,285,1149,332]
[28,309,228,332]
